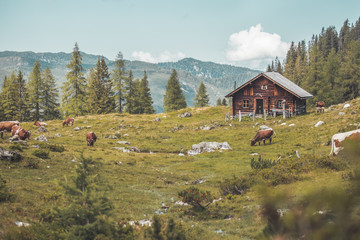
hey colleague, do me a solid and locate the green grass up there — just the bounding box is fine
[1,99,360,239]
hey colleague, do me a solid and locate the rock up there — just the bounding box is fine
[83,121,88,123]
[0,148,22,162]
[73,127,82,131]
[129,146,140,153]
[289,123,295,127]
[15,221,30,227]
[31,145,40,148]
[200,125,214,131]
[54,133,62,137]
[254,122,259,126]
[250,153,259,156]
[34,135,48,142]
[314,121,324,127]
[37,126,48,133]
[192,179,206,184]
[343,103,350,109]
[259,125,270,130]
[174,200,188,206]
[178,153,185,156]
[187,142,231,156]
[178,111,192,118]
[112,147,130,153]
[86,126,92,129]
[351,111,356,115]
[105,135,118,139]
[8,138,28,144]
[280,123,286,126]
[117,141,130,145]
[339,112,345,116]
[154,117,161,122]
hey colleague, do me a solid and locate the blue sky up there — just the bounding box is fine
[1,0,359,70]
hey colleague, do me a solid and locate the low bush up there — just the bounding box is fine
[251,156,279,169]
[220,176,254,196]
[24,157,40,169]
[32,149,50,159]
[38,143,65,152]
[9,143,23,152]
[178,187,213,209]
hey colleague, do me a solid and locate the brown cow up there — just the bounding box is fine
[316,101,325,113]
[0,121,20,138]
[330,129,360,155]
[63,118,74,127]
[251,129,274,146]
[11,125,31,140]
[34,121,47,127]
[86,132,97,146]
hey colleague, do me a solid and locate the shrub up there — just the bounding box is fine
[220,176,254,196]
[32,149,50,159]
[178,187,213,209]
[24,157,40,169]
[38,143,65,152]
[9,143,23,152]
[251,156,279,169]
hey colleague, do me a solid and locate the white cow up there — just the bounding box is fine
[330,129,360,156]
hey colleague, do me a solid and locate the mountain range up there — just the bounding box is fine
[0,51,261,112]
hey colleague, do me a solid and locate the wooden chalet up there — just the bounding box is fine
[225,72,313,116]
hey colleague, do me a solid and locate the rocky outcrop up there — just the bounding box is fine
[187,142,231,156]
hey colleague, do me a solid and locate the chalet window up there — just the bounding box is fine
[261,85,268,90]
[243,100,249,108]
[277,100,285,108]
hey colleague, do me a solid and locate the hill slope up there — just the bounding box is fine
[0,51,261,112]
[0,98,359,238]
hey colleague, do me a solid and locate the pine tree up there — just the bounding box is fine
[216,98,222,106]
[139,71,155,114]
[28,60,43,120]
[15,70,31,121]
[0,73,18,120]
[42,67,60,120]
[194,81,209,107]
[87,67,102,114]
[124,70,135,113]
[62,43,87,116]
[99,56,115,113]
[163,69,187,112]
[222,98,227,106]
[112,52,126,113]
[131,78,142,114]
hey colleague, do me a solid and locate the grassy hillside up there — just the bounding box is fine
[0,98,359,239]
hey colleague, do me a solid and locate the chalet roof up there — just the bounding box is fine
[225,72,313,99]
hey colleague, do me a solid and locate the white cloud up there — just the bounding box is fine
[226,24,290,69]
[131,50,186,63]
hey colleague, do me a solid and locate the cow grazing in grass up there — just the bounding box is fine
[330,129,360,156]
[11,125,31,140]
[316,101,325,113]
[34,121,47,127]
[86,132,97,146]
[0,121,20,138]
[251,129,274,146]
[63,118,74,127]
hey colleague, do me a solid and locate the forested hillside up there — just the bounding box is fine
[269,17,360,106]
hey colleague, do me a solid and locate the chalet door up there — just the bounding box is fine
[256,99,263,114]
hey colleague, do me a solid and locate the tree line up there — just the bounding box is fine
[0,43,215,121]
[268,17,360,106]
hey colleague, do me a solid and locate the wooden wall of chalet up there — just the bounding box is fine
[232,76,307,115]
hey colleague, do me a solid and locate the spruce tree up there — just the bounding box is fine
[194,81,209,107]
[222,98,227,106]
[216,98,222,106]
[139,71,155,114]
[112,52,126,113]
[163,69,187,112]
[124,70,135,113]
[62,43,87,116]
[131,78,141,114]
[28,60,43,120]
[99,56,115,113]
[0,73,18,120]
[87,67,102,114]
[15,70,31,121]
[42,67,60,120]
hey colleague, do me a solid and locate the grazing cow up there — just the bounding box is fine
[63,118,74,127]
[316,101,325,113]
[330,129,360,155]
[251,129,275,146]
[34,121,47,127]
[86,132,97,146]
[11,125,31,140]
[0,121,20,138]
